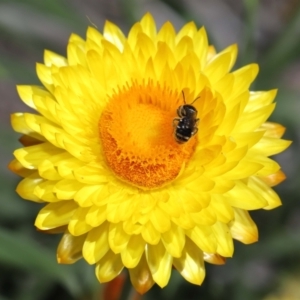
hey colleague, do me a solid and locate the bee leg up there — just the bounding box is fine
[191,118,200,136]
[173,118,180,128]
[191,127,198,136]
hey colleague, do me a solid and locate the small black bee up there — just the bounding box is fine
[173,91,200,143]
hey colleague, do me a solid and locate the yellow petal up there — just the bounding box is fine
[74,165,110,184]
[16,172,44,202]
[248,176,282,210]
[57,231,86,264]
[10,113,43,141]
[36,63,54,93]
[34,180,58,202]
[146,241,172,288]
[212,222,234,257]
[95,250,123,282]
[203,253,226,265]
[157,21,176,49]
[247,90,277,112]
[107,196,136,223]
[225,180,268,210]
[251,137,291,156]
[235,103,276,133]
[74,185,102,207]
[85,205,107,227]
[255,156,281,176]
[141,222,160,245]
[67,34,86,66]
[16,85,50,109]
[261,122,286,138]
[86,26,103,46]
[173,238,205,285]
[190,207,216,226]
[35,201,78,230]
[186,225,217,253]
[108,222,130,254]
[222,159,263,180]
[68,207,93,236]
[38,156,63,181]
[204,49,235,85]
[9,159,36,178]
[231,64,259,97]
[18,135,43,147]
[149,206,171,233]
[54,179,84,200]
[140,13,157,40]
[260,170,286,187]
[55,155,85,179]
[137,34,156,64]
[210,195,234,223]
[121,234,145,268]
[176,21,197,42]
[32,95,61,125]
[44,50,68,67]
[14,142,63,170]
[161,222,185,258]
[103,20,126,51]
[229,208,258,244]
[82,222,110,264]
[129,254,155,294]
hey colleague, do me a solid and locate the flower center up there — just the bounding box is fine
[99,81,197,189]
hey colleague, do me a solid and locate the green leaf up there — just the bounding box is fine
[239,0,260,65]
[0,228,81,296]
[258,3,300,87]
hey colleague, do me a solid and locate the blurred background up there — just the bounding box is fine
[1,0,300,299]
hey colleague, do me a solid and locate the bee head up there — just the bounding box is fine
[177,105,186,117]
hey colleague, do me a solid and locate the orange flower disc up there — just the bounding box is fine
[99,81,197,189]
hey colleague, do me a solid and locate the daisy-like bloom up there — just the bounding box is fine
[9,13,290,293]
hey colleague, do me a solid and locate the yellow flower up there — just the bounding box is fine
[9,13,290,293]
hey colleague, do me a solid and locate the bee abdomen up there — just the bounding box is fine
[175,127,193,143]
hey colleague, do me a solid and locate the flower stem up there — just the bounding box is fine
[119,271,140,300]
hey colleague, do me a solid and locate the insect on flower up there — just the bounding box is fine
[173,91,200,143]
